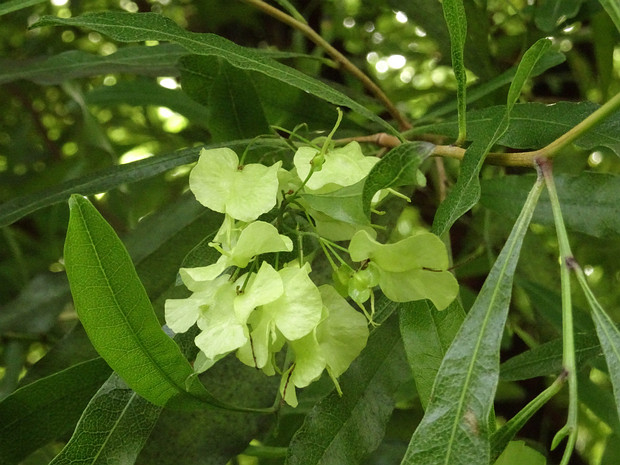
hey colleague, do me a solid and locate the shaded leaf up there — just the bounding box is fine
[0,272,68,334]
[0,0,46,16]
[137,355,277,465]
[361,142,435,216]
[535,0,584,31]
[442,0,468,143]
[481,173,620,238]
[576,266,620,426]
[207,59,270,141]
[417,102,620,155]
[500,332,602,381]
[32,12,397,134]
[0,44,186,85]
[399,299,465,409]
[422,49,565,121]
[0,358,111,465]
[402,175,543,464]
[49,373,162,465]
[286,313,409,465]
[85,80,210,128]
[0,139,285,227]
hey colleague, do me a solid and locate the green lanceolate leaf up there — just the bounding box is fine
[500,332,602,381]
[49,373,162,465]
[0,139,283,228]
[0,0,46,16]
[575,267,620,426]
[0,358,111,465]
[286,313,409,465]
[420,49,565,122]
[63,194,249,410]
[441,0,467,144]
[432,38,551,237]
[399,299,465,409]
[31,12,397,135]
[417,102,620,155]
[361,141,435,216]
[0,44,186,85]
[481,173,620,238]
[136,354,278,465]
[401,174,544,465]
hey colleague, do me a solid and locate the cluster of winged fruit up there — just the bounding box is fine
[165,141,458,406]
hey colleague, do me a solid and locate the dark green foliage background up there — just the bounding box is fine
[1,1,620,464]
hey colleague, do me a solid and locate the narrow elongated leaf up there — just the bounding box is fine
[402,175,544,464]
[0,358,111,465]
[481,173,620,238]
[517,279,594,332]
[575,267,620,425]
[432,38,551,237]
[0,44,186,85]
[286,313,409,465]
[0,0,45,16]
[416,102,620,155]
[0,139,284,228]
[63,194,238,410]
[422,49,565,121]
[500,332,602,381]
[49,373,162,465]
[399,299,465,409]
[442,0,467,143]
[362,141,435,216]
[32,12,397,134]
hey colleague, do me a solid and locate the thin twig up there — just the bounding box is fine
[240,0,411,131]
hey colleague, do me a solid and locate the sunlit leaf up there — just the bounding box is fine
[63,195,246,410]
